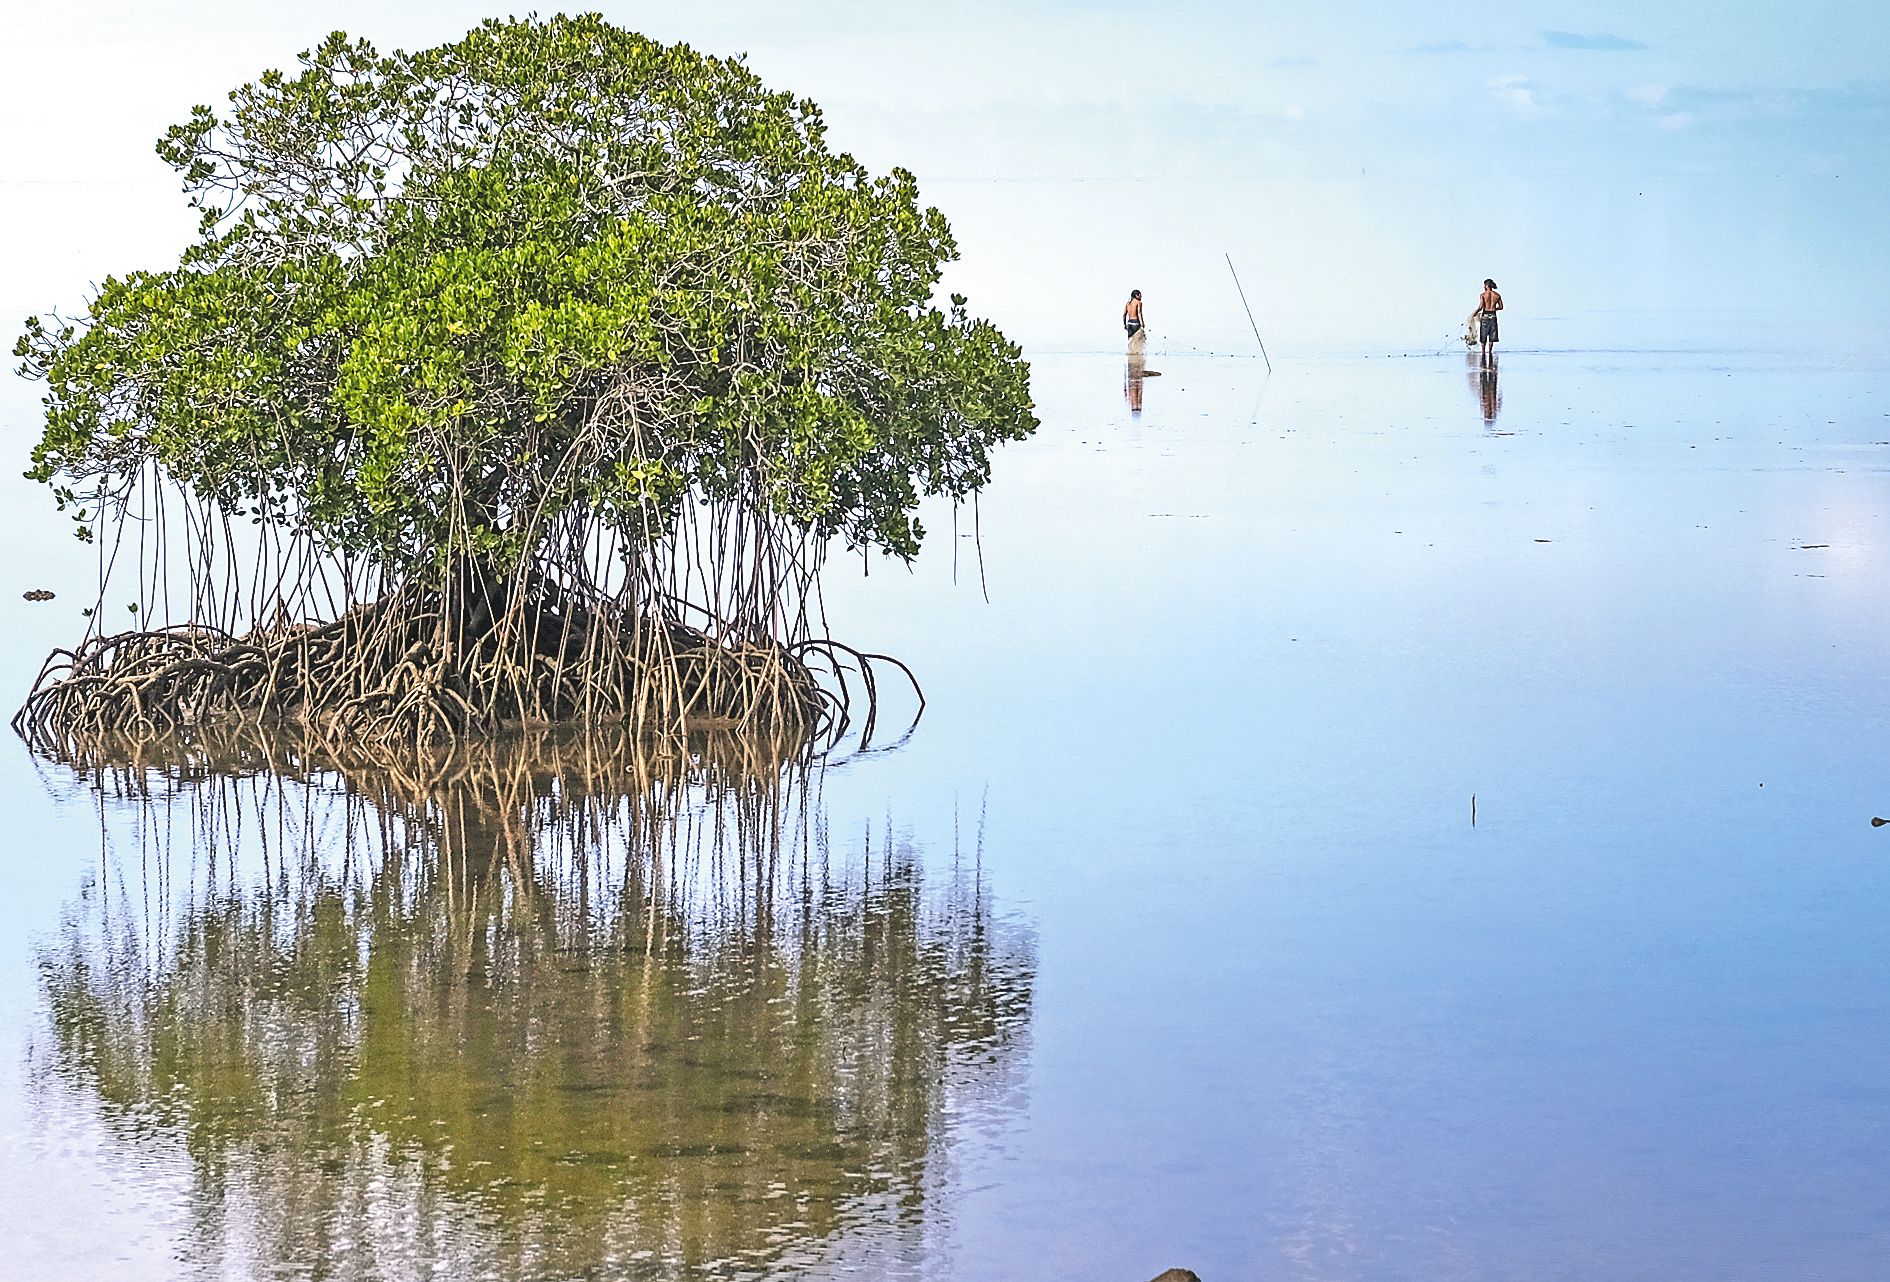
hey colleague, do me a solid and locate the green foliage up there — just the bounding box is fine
[17,15,1035,569]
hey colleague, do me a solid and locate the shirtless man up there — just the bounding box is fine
[1476,278,1503,361]
[1123,289,1146,356]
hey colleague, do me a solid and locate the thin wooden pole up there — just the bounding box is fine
[1225,253,1272,372]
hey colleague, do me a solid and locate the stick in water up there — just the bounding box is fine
[1224,253,1272,372]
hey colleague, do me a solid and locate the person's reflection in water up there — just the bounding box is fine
[1125,351,1146,417]
[1465,350,1501,427]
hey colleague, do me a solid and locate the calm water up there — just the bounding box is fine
[3,346,1889,1280]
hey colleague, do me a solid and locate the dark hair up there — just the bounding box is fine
[1483,278,1498,289]
[1130,289,1141,299]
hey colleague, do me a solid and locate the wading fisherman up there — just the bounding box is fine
[1123,289,1146,355]
[1476,278,1503,360]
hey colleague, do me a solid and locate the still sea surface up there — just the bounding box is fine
[2,342,1887,1280]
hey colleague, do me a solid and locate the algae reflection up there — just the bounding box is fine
[35,730,1033,1280]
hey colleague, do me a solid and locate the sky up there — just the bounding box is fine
[1,1,1885,357]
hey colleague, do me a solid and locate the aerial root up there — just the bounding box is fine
[12,581,860,760]
[789,638,926,750]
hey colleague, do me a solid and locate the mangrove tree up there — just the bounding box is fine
[14,14,1035,755]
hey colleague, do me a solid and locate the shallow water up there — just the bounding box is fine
[3,346,1889,1280]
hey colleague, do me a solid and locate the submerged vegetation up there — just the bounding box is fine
[14,14,1035,756]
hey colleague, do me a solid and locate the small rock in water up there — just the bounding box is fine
[22,588,54,602]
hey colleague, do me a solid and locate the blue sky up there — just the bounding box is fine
[2,1,1885,350]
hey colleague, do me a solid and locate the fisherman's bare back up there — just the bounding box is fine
[1476,278,1503,357]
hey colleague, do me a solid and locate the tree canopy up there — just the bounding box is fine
[16,14,1036,570]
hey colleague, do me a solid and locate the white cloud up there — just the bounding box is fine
[1486,74,1544,115]
[1625,83,1669,107]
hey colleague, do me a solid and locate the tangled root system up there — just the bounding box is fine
[16,569,917,760]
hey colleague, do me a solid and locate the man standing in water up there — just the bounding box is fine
[1123,289,1146,356]
[1476,278,1503,361]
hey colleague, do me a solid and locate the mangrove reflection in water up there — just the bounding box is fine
[32,730,1034,1280]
